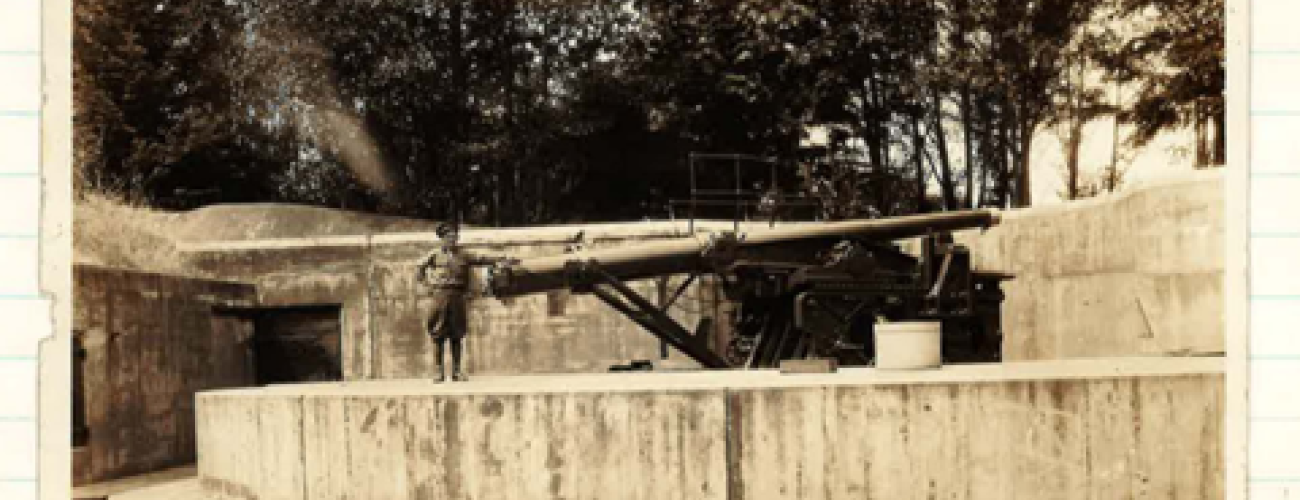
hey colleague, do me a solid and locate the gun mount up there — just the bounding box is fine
[485,210,1011,370]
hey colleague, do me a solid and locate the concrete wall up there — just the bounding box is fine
[949,171,1224,360]
[195,357,1223,500]
[72,265,258,485]
[182,224,726,379]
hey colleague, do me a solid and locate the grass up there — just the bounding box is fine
[73,189,189,274]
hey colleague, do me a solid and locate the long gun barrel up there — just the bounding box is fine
[487,209,999,298]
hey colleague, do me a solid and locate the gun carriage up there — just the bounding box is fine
[485,210,1011,369]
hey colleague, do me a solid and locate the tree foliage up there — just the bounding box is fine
[75,0,1223,223]
[1104,0,1224,166]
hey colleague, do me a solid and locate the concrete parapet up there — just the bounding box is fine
[196,357,1223,500]
[951,171,1224,360]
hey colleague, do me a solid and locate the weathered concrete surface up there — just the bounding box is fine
[182,224,730,379]
[196,357,1223,500]
[730,374,1222,500]
[199,385,728,500]
[73,265,258,486]
[945,170,1224,360]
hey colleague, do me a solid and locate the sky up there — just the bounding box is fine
[1030,115,1207,205]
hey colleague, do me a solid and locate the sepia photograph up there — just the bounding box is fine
[69,0,1225,498]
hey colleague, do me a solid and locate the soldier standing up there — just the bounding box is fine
[416,222,506,382]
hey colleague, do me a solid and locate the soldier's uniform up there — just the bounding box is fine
[417,225,499,382]
[422,247,472,341]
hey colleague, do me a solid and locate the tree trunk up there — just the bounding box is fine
[911,114,927,213]
[1194,102,1208,168]
[994,113,1013,208]
[960,86,975,208]
[870,75,888,169]
[1014,123,1033,208]
[930,88,958,210]
[1213,104,1226,166]
[1110,111,1120,182]
[856,79,885,172]
[977,96,999,207]
[1063,118,1084,200]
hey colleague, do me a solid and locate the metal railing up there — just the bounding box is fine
[677,153,819,232]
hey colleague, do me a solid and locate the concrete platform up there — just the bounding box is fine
[72,465,200,500]
[197,357,1224,500]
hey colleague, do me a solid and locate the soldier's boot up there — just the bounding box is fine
[435,340,448,382]
[451,338,467,382]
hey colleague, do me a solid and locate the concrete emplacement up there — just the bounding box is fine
[163,171,1224,498]
[196,356,1224,500]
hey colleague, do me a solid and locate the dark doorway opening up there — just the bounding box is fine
[250,305,343,384]
[72,330,89,448]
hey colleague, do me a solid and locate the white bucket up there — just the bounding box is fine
[874,321,942,370]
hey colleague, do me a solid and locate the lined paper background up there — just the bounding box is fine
[0,0,1283,499]
[1249,0,1300,498]
[0,0,45,498]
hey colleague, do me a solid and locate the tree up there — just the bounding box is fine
[1104,0,1224,167]
[1046,5,1121,200]
[75,0,266,204]
[76,0,1215,221]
